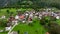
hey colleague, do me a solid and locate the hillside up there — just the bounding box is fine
[0,0,60,9]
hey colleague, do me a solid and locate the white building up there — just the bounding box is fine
[0,30,3,32]
[56,16,60,19]
[12,20,18,25]
[25,13,29,16]
[22,20,26,23]
[1,15,6,19]
[15,15,19,20]
[5,26,11,31]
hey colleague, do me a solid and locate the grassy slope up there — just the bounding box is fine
[13,19,47,34]
[0,32,8,34]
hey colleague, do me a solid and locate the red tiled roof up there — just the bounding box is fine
[19,15,25,19]
[46,32,49,34]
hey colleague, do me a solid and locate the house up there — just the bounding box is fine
[22,20,26,23]
[51,12,54,16]
[7,23,11,27]
[24,13,29,18]
[42,12,46,15]
[39,14,42,19]
[5,26,11,31]
[18,15,26,23]
[56,15,60,19]
[29,13,34,19]
[15,15,19,20]
[46,32,49,34]
[10,31,18,34]
[35,12,39,16]
[1,15,6,19]
[34,15,38,18]
[28,17,33,23]
[19,15,25,19]
[0,30,3,32]
[12,20,18,25]
[19,15,25,21]
[25,13,29,16]
[7,16,16,26]
[28,17,32,21]
[9,16,15,22]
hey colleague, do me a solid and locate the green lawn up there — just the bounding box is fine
[0,32,8,34]
[13,19,47,34]
[56,19,60,25]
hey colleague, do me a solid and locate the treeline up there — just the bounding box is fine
[1,0,60,9]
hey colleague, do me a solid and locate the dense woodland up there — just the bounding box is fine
[0,0,60,9]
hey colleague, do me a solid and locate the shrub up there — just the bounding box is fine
[28,23,34,26]
[6,10,10,14]
[47,22,60,34]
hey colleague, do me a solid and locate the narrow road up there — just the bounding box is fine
[8,23,19,34]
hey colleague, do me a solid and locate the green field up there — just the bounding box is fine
[13,19,47,34]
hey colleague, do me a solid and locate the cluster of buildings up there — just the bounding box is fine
[0,9,60,34]
[14,9,60,23]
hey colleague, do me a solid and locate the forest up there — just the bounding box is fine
[0,0,60,9]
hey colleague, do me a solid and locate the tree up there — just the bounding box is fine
[40,16,47,25]
[6,9,10,14]
[0,19,7,27]
[47,22,60,34]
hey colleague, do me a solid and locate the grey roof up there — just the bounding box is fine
[10,31,18,34]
